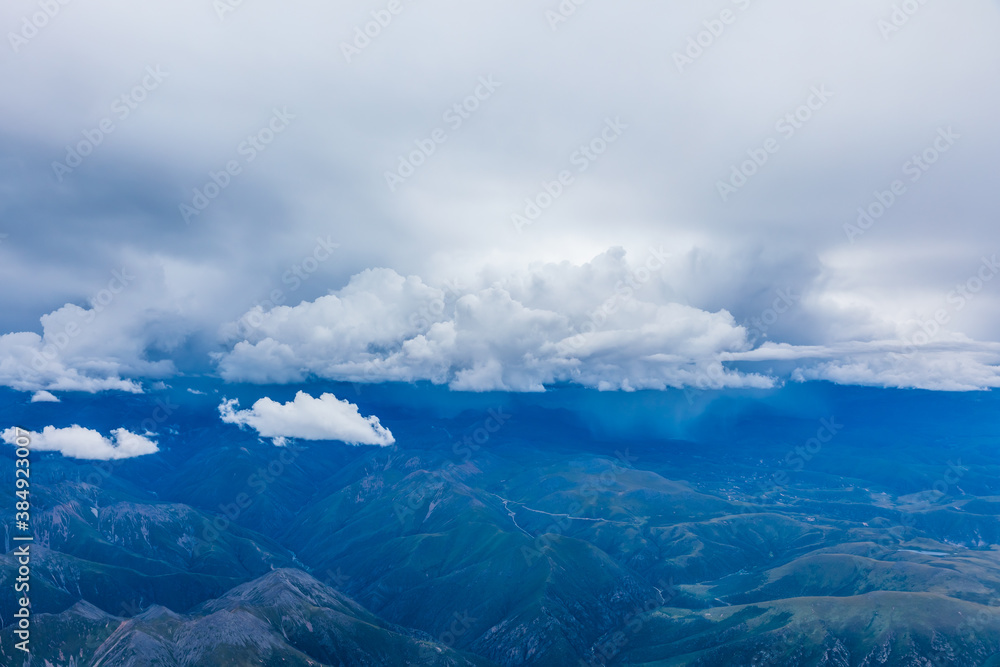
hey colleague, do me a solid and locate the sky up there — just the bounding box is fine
[2,0,1000,398]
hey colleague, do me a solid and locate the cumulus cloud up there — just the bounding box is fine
[30,390,59,403]
[7,246,997,395]
[218,391,395,446]
[0,257,229,396]
[0,287,188,394]
[214,248,1000,392]
[0,331,144,394]
[1,425,158,460]
[217,251,774,392]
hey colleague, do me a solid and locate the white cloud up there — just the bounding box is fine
[215,248,1000,392]
[729,339,1000,391]
[218,391,395,446]
[0,331,144,394]
[30,390,60,403]
[0,284,187,394]
[0,257,224,395]
[1,425,158,460]
[217,252,773,392]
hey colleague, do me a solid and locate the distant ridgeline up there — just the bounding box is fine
[2,380,999,665]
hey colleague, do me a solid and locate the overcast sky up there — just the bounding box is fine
[2,0,999,394]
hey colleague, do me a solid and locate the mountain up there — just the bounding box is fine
[1,569,495,666]
[2,381,1000,664]
[607,591,1000,666]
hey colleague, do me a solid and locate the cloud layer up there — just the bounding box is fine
[3,247,998,394]
[1,425,158,460]
[0,331,144,394]
[218,391,395,446]
[215,250,1000,392]
[217,250,775,392]
[1,1,998,395]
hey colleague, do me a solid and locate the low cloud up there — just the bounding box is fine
[217,250,772,392]
[0,259,215,396]
[729,339,1000,391]
[5,245,998,395]
[215,249,1000,393]
[30,390,60,403]
[0,331,144,394]
[218,391,395,446]
[1,425,158,460]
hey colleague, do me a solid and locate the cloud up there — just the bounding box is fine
[0,256,237,395]
[728,339,1000,391]
[30,390,60,403]
[6,245,998,395]
[0,279,190,394]
[218,391,395,446]
[215,248,1000,392]
[2,1,999,395]
[216,251,774,392]
[0,331,144,394]
[1,425,158,460]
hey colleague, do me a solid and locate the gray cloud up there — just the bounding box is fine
[1,0,998,392]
